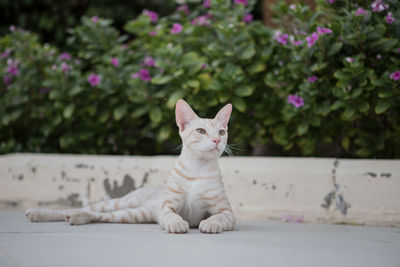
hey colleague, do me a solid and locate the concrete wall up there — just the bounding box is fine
[1,153,399,226]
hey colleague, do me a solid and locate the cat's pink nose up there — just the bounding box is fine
[212,137,221,145]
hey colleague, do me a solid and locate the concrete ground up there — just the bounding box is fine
[0,211,399,267]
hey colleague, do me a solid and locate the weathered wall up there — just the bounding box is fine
[1,154,399,226]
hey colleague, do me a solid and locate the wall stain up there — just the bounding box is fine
[321,159,351,215]
[0,200,21,208]
[31,167,36,174]
[380,173,391,178]
[38,193,82,207]
[17,174,24,181]
[252,179,257,185]
[103,172,149,198]
[104,175,135,198]
[365,172,377,178]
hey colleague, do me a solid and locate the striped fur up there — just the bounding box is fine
[25,99,236,234]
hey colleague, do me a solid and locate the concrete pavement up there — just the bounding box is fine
[0,210,399,267]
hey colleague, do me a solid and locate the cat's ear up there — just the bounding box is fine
[214,103,232,128]
[175,99,198,131]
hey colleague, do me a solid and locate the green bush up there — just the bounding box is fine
[1,0,399,158]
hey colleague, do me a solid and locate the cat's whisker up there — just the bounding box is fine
[171,144,182,153]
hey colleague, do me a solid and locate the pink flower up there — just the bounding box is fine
[1,49,11,58]
[287,94,304,108]
[61,62,71,74]
[132,69,152,82]
[177,5,190,15]
[88,73,101,87]
[203,0,211,8]
[371,0,388,12]
[345,57,354,63]
[110,58,119,67]
[317,26,333,35]
[144,10,158,22]
[397,48,400,53]
[243,14,253,23]
[390,70,400,81]
[91,16,99,23]
[355,7,368,16]
[59,52,71,61]
[292,40,303,46]
[282,214,293,222]
[306,32,319,47]
[192,15,211,26]
[376,54,382,59]
[289,4,296,10]
[307,76,318,83]
[142,56,156,67]
[171,23,183,34]
[326,0,335,3]
[3,75,12,85]
[295,216,304,223]
[9,25,16,32]
[275,31,289,45]
[234,0,248,5]
[6,63,19,76]
[386,12,395,24]
[149,31,158,36]
[201,64,207,69]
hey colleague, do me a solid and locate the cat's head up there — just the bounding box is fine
[175,99,232,160]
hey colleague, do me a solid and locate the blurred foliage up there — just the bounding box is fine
[1,0,400,158]
[0,0,177,47]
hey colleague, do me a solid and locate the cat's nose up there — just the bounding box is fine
[212,137,220,145]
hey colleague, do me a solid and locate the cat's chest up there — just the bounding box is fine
[181,181,209,227]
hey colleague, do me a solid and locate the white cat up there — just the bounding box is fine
[26,99,236,234]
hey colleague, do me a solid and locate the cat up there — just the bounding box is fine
[25,99,236,234]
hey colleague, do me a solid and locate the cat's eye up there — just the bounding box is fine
[196,128,206,134]
[219,130,226,136]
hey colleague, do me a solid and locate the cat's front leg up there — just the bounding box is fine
[199,207,236,234]
[159,185,189,234]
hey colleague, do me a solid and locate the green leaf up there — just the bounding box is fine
[327,42,343,56]
[378,89,393,98]
[238,43,256,60]
[359,101,370,113]
[151,75,174,85]
[63,104,75,119]
[69,86,83,96]
[375,99,392,114]
[113,105,127,121]
[234,85,254,97]
[342,137,350,150]
[131,105,149,118]
[297,122,309,136]
[166,91,186,109]
[150,107,162,124]
[158,126,171,141]
[342,106,356,121]
[232,97,246,112]
[316,101,331,116]
[334,71,352,81]
[331,100,343,110]
[247,62,266,74]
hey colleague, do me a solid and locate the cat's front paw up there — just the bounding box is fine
[199,219,223,234]
[163,218,189,234]
[25,208,44,222]
[65,211,93,225]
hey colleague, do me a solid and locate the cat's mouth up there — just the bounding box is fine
[204,147,219,152]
